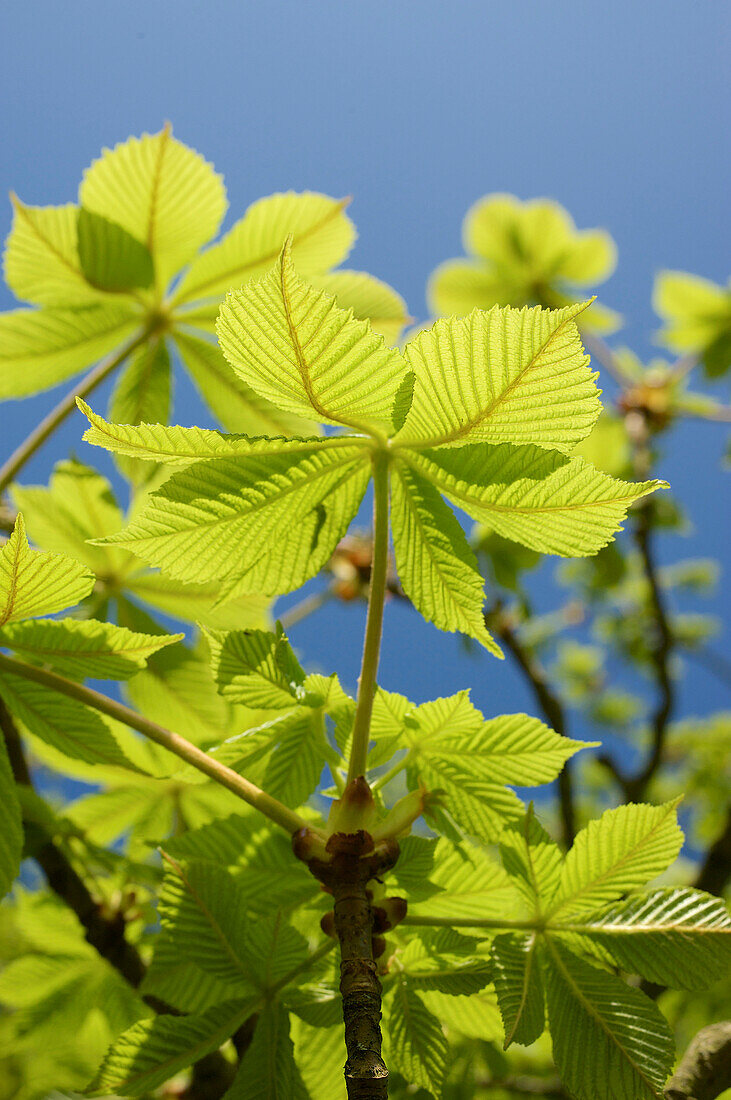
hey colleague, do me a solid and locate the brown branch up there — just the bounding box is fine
[0,697,237,1098]
[597,498,676,803]
[694,806,731,897]
[492,608,576,846]
[665,1022,731,1100]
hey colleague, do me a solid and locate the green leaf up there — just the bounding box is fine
[0,726,22,898]
[544,938,674,1100]
[390,461,501,654]
[384,979,449,1097]
[565,887,731,989]
[392,936,492,995]
[159,856,309,990]
[224,1004,309,1100]
[395,303,600,451]
[76,208,154,292]
[174,330,316,436]
[420,988,503,1042]
[0,514,94,625]
[308,269,410,344]
[499,809,563,915]
[212,709,331,808]
[0,304,138,398]
[78,398,330,466]
[404,700,592,785]
[291,1019,347,1100]
[404,443,664,557]
[491,933,544,1047]
[12,460,126,574]
[173,190,355,306]
[407,838,521,923]
[0,670,146,772]
[98,446,369,590]
[217,241,412,434]
[0,617,182,679]
[88,998,256,1096]
[79,126,226,287]
[3,197,115,306]
[123,571,270,632]
[108,339,172,484]
[207,626,305,709]
[117,602,233,746]
[550,801,683,918]
[654,270,731,377]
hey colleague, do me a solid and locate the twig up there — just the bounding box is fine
[694,806,731,897]
[0,651,307,836]
[582,332,635,387]
[0,328,149,494]
[492,607,576,846]
[665,1022,731,1100]
[278,588,333,630]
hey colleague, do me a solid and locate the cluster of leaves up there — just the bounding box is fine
[0,134,730,1100]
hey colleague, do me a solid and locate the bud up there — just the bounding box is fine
[371,934,387,959]
[292,826,329,863]
[371,786,429,842]
[320,911,337,939]
[326,776,378,837]
[372,896,408,932]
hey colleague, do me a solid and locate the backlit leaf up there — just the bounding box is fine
[76,207,154,292]
[217,242,411,434]
[491,933,545,1047]
[0,514,94,625]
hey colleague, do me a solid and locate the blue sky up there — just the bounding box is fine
[1,1,729,767]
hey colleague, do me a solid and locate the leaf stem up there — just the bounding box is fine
[403,914,540,931]
[0,651,307,836]
[370,750,412,793]
[347,450,390,784]
[0,327,149,493]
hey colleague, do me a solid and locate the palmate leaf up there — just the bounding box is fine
[419,988,503,1042]
[0,616,182,680]
[109,338,172,485]
[566,887,731,989]
[79,398,328,466]
[394,302,600,451]
[172,190,355,307]
[3,197,119,306]
[384,978,449,1097]
[403,444,664,557]
[12,460,126,574]
[0,727,22,898]
[79,125,227,288]
[123,572,270,632]
[206,626,305,709]
[491,933,544,1047]
[159,856,310,990]
[544,938,675,1100]
[89,998,257,1096]
[390,462,501,654]
[0,514,94,625]
[389,935,492,996]
[217,240,412,434]
[98,445,369,590]
[0,302,138,398]
[307,269,410,344]
[654,269,731,377]
[174,331,315,436]
[224,1003,309,1100]
[499,809,563,914]
[549,801,683,918]
[211,709,333,808]
[407,838,522,923]
[76,207,154,292]
[0,671,148,773]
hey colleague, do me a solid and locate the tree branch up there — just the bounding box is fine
[0,329,149,494]
[491,607,576,846]
[694,806,731,897]
[665,1022,731,1100]
[0,651,307,836]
